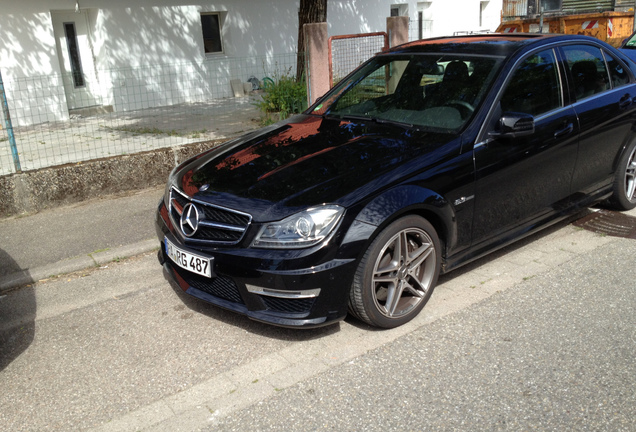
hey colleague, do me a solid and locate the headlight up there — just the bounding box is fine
[252,205,344,249]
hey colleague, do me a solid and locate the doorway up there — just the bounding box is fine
[417,2,433,40]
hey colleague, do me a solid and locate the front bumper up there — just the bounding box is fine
[155,200,357,328]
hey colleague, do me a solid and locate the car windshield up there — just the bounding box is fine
[623,33,636,49]
[312,54,503,132]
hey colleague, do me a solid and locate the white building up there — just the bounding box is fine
[0,0,502,127]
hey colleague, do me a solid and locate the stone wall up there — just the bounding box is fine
[0,141,218,218]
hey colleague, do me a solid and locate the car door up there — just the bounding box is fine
[561,44,636,197]
[471,47,579,246]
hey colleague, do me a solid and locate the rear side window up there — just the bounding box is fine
[603,51,630,89]
[562,45,610,101]
[501,49,562,117]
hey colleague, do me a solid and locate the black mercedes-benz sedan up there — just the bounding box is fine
[156,34,636,328]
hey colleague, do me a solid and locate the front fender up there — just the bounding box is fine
[341,185,457,259]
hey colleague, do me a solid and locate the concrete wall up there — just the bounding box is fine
[329,0,502,37]
[0,140,217,218]
[0,0,300,126]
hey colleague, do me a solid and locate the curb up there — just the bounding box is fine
[0,239,159,294]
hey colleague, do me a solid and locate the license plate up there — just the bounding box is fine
[164,237,213,278]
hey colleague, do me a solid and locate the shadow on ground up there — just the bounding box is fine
[0,248,36,372]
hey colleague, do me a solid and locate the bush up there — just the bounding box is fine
[256,71,307,123]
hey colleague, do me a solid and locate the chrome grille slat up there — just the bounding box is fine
[169,187,251,245]
[199,220,246,232]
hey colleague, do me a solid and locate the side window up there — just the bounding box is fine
[562,45,610,101]
[501,49,562,117]
[603,50,630,89]
[201,13,223,54]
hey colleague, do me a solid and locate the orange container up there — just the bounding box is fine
[497,11,634,47]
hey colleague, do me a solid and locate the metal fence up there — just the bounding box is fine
[328,33,389,86]
[409,18,434,42]
[0,52,304,176]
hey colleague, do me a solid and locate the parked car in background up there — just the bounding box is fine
[156,34,636,329]
[619,31,636,63]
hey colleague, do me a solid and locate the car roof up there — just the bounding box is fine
[387,33,606,57]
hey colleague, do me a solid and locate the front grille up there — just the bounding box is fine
[261,296,316,314]
[169,187,251,245]
[174,266,244,304]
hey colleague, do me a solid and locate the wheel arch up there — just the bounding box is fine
[612,132,636,173]
[607,130,636,210]
[349,185,456,261]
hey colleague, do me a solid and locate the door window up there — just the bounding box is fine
[500,49,562,117]
[562,45,610,101]
[603,51,630,89]
[63,22,85,88]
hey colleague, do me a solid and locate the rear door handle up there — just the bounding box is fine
[619,94,632,109]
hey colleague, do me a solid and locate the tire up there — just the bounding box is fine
[608,139,636,211]
[348,215,441,329]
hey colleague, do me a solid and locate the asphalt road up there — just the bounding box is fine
[207,239,636,432]
[1,205,635,431]
[0,187,163,291]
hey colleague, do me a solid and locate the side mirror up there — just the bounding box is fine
[489,113,535,138]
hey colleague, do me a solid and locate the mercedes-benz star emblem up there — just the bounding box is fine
[180,203,200,237]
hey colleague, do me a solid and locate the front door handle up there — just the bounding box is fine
[554,123,574,139]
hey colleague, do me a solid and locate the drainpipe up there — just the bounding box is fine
[0,69,21,173]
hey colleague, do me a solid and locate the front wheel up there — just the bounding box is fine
[348,215,441,328]
[608,139,636,210]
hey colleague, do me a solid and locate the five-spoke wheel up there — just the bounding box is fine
[349,215,441,328]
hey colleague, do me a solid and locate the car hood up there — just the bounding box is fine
[174,114,458,221]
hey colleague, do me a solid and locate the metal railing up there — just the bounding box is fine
[328,33,388,86]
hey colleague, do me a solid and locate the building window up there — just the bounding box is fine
[201,13,223,54]
[391,4,408,16]
[543,0,561,11]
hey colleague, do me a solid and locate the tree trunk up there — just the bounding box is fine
[297,0,327,81]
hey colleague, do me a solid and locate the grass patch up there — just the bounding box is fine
[255,67,307,122]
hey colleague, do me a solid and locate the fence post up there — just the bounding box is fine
[387,16,409,48]
[304,22,330,105]
[0,70,21,173]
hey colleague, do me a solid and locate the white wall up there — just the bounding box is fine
[0,0,303,125]
[328,0,502,38]
[0,0,502,126]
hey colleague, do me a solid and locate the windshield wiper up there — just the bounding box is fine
[332,114,372,122]
[375,118,415,128]
[332,114,415,129]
